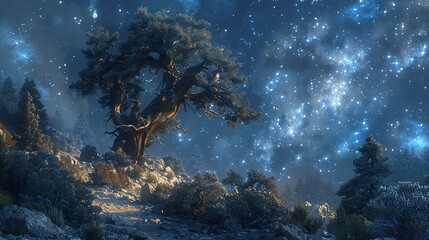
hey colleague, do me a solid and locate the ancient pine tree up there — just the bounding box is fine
[70,8,262,161]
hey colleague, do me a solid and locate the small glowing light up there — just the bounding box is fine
[92,11,98,19]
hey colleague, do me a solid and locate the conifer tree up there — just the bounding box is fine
[73,113,94,143]
[0,76,18,110]
[50,109,65,129]
[282,183,296,207]
[19,92,46,151]
[187,144,206,175]
[0,76,18,126]
[0,136,12,190]
[19,78,48,131]
[337,135,390,215]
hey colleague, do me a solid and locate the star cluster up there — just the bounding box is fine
[1,0,428,183]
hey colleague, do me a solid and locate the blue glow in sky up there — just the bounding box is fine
[89,0,98,19]
[0,25,35,65]
[401,120,429,152]
[344,0,379,23]
[178,0,200,14]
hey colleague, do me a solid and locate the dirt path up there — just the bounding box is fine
[90,186,274,240]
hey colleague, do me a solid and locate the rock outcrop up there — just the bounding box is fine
[0,205,62,238]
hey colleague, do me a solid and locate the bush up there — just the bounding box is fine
[59,155,88,181]
[5,151,99,223]
[244,169,278,195]
[166,172,227,224]
[222,169,244,191]
[163,156,185,176]
[226,187,287,228]
[82,221,105,240]
[328,207,372,240]
[79,145,100,162]
[102,151,132,167]
[367,182,429,239]
[290,205,308,224]
[91,162,131,189]
[0,123,16,147]
[0,189,14,209]
[288,205,323,234]
[47,206,65,228]
[145,171,159,184]
[152,183,173,202]
[130,163,145,179]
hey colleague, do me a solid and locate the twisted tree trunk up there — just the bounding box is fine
[109,61,206,161]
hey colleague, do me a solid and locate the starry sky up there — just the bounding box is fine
[1,0,428,183]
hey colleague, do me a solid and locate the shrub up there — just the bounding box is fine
[288,205,323,234]
[222,169,244,191]
[244,169,278,195]
[145,171,159,184]
[102,151,132,167]
[163,156,185,176]
[5,151,99,223]
[0,189,14,209]
[82,221,105,240]
[59,155,88,181]
[367,182,429,239]
[91,162,131,189]
[226,187,287,228]
[47,206,65,228]
[304,217,323,234]
[328,207,372,240]
[166,171,227,224]
[130,163,145,179]
[290,205,308,224]
[79,145,100,162]
[0,123,16,147]
[152,183,173,202]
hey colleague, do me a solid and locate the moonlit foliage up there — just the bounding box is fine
[368,182,429,238]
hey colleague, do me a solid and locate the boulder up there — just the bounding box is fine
[273,223,306,240]
[0,205,62,238]
[130,229,150,240]
[104,213,133,226]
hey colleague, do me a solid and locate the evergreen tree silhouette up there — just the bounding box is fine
[337,135,390,215]
[18,78,48,131]
[19,92,46,151]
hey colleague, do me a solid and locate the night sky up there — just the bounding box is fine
[1,0,429,183]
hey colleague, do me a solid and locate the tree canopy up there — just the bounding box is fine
[70,8,262,160]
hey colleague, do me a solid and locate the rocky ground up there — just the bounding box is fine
[0,183,335,240]
[0,149,335,240]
